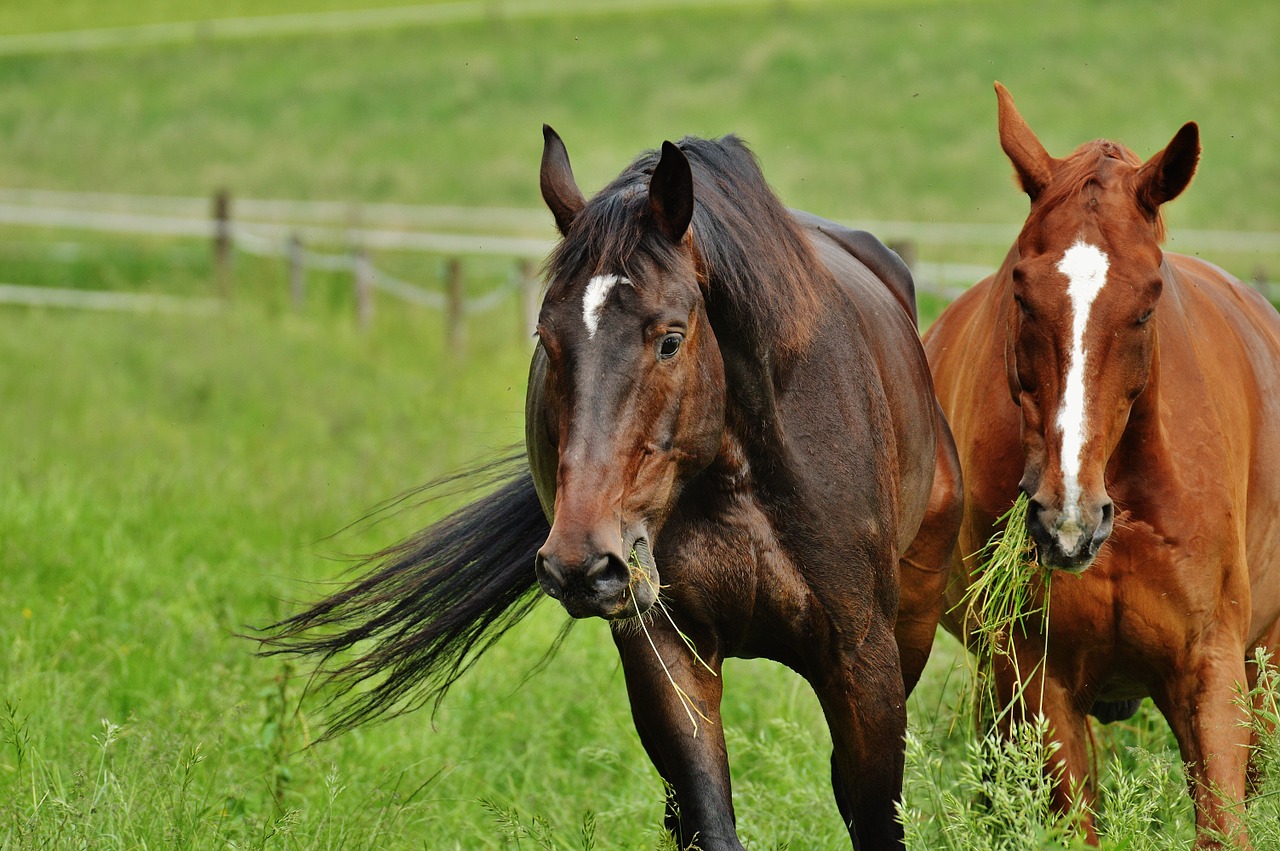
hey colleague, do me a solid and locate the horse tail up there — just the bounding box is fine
[257,452,552,737]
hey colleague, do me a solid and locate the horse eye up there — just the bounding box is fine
[1136,308,1154,326]
[657,333,683,360]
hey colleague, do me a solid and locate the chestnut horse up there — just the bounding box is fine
[924,83,1280,846]
[264,129,961,850]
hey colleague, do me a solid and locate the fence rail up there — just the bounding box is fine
[0,201,557,257]
[5,188,1279,254]
[0,190,549,334]
[232,225,525,315]
[0,188,553,234]
[2,188,1278,331]
[0,283,222,315]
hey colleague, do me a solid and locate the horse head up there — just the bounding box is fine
[995,83,1199,571]
[529,127,727,619]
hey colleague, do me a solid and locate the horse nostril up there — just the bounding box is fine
[583,554,612,581]
[584,552,630,593]
[1091,500,1115,551]
[534,551,566,598]
[1024,498,1049,541]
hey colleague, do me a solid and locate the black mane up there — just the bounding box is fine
[547,135,829,359]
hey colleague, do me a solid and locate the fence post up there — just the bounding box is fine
[288,232,305,309]
[518,258,540,339]
[446,257,465,352]
[354,248,373,328]
[212,189,232,299]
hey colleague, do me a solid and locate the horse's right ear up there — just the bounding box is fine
[649,141,694,243]
[995,82,1057,201]
[540,125,586,236]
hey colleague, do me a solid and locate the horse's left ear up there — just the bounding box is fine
[541,125,586,236]
[649,141,694,243]
[1135,122,1200,213]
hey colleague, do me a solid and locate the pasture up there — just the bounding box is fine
[2,1,1279,848]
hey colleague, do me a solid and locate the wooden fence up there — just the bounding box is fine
[4,187,1280,336]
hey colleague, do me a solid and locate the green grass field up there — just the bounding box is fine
[1,0,1278,230]
[3,1,1280,848]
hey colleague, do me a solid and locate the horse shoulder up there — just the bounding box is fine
[800,231,953,571]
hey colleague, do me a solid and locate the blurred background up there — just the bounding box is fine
[1,1,1277,848]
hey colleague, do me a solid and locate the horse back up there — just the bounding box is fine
[790,210,918,325]
[798,218,942,555]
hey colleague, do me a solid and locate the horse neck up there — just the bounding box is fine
[716,336,783,461]
[710,291,881,509]
[703,311,817,506]
[993,244,1021,304]
[704,284,786,425]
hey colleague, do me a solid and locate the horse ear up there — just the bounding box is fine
[649,141,694,243]
[540,125,586,236]
[1135,121,1199,213]
[995,82,1057,201]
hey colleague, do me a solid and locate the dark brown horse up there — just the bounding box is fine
[925,83,1280,847]
[263,129,961,850]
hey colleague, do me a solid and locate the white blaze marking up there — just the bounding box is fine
[1054,239,1110,549]
[582,274,628,338]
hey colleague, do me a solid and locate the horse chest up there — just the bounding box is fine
[662,487,863,666]
[1045,528,1239,673]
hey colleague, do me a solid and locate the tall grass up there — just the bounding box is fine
[0,294,849,848]
[951,493,1052,723]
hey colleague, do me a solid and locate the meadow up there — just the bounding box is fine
[2,1,1280,848]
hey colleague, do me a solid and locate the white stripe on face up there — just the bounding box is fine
[1054,239,1110,545]
[582,274,629,339]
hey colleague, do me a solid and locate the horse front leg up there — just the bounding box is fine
[897,408,963,696]
[990,654,1098,843]
[613,618,740,851]
[812,621,908,850]
[1152,634,1252,849]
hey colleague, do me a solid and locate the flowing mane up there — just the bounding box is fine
[1028,139,1169,243]
[546,135,828,359]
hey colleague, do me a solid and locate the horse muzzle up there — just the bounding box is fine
[534,535,661,620]
[1024,495,1114,573]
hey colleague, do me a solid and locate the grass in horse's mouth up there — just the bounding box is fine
[955,493,1053,721]
[628,544,717,736]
